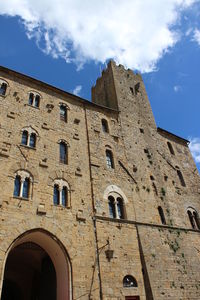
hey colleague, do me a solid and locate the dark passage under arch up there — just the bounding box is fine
[1,242,56,300]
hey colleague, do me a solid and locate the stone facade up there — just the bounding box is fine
[0,61,199,300]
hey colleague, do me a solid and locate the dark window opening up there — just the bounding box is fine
[0,82,7,96]
[177,170,186,187]
[106,150,114,169]
[13,175,21,197]
[117,197,124,219]
[28,93,34,106]
[102,119,109,133]
[62,186,67,206]
[130,87,134,94]
[187,209,200,230]
[30,133,36,148]
[60,105,67,122]
[21,131,28,145]
[35,95,40,107]
[60,142,68,164]
[108,196,116,218]
[158,206,166,225]
[22,178,29,198]
[123,275,138,288]
[135,82,140,94]
[53,185,59,205]
[167,141,175,155]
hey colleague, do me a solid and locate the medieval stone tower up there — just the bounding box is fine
[0,61,199,300]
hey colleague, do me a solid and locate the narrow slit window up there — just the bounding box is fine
[60,105,67,122]
[60,142,68,164]
[187,210,195,228]
[158,206,166,225]
[106,150,114,169]
[0,82,7,96]
[177,170,186,187]
[167,142,175,155]
[102,119,109,133]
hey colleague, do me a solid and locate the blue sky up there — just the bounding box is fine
[0,0,199,171]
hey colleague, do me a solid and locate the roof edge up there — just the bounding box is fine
[157,127,189,145]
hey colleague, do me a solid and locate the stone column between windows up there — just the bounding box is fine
[114,199,119,219]
[59,187,62,205]
[20,178,25,198]
[27,134,30,146]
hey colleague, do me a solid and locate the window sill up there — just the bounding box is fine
[0,94,6,98]
[20,144,36,150]
[27,104,40,109]
[13,196,29,201]
[52,204,69,209]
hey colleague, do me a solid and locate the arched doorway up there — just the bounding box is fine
[2,242,56,300]
[1,229,72,300]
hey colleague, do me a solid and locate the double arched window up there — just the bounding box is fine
[187,208,200,230]
[0,79,7,96]
[21,128,37,148]
[13,171,32,199]
[108,193,125,219]
[53,179,69,207]
[28,92,41,108]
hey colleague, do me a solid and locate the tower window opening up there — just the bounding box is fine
[167,141,175,155]
[158,206,166,225]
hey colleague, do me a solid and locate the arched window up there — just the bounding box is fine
[123,275,138,288]
[60,105,67,122]
[13,175,21,197]
[53,185,59,205]
[108,193,125,219]
[187,208,200,230]
[35,94,40,107]
[22,178,30,198]
[158,206,166,225]
[106,149,114,169]
[21,130,28,146]
[177,170,186,187]
[29,133,36,148]
[102,119,109,133]
[53,180,69,207]
[28,92,40,108]
[59,142,68,164]
[167,141,175,155]
[117,197,124,219]
[0,82,7,96]
[21,128,37,148]
[28,93,34,105]
[108,196,116,218]
[13,171,32,199]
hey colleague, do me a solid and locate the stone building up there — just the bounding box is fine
[0,61,199,300]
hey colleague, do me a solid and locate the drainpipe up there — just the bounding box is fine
[84,104,103,300]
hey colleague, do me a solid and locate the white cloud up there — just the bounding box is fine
[72,85,82,96]
[193,28,200,45]
[0,0,197,71]
[189,137,200,164]
[174,85,182,92]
